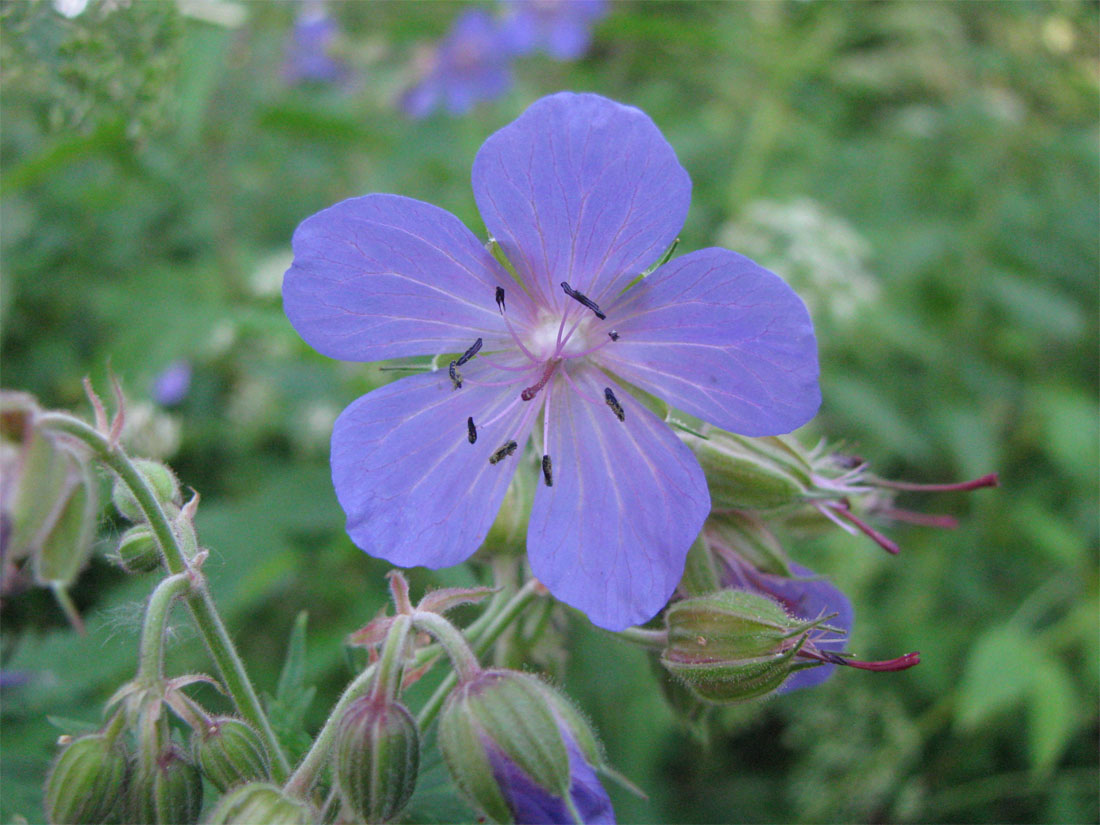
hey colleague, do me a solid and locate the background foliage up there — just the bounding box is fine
[2,1,1097,822]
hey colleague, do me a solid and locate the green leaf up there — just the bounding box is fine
[1027,658,1078,777]
[263,611,316,763]
[276,611,309,703]
[955,624,1043,730]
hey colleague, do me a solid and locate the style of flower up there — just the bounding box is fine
[499,0,607,61]
[401,9,513,119]
[283,92,820,630]
[282,5,350,86]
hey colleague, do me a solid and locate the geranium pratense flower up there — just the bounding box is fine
[283,93,820,630]
[402,9,512,118]
[500,0,607,61]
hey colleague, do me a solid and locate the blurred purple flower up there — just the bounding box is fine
[717,551,853,692]
[488,734,614,824]
[283,5,350,86]
[152,360,192,407]
[282,92,820,630]
[500,0,607,60]
[402,9,512,118]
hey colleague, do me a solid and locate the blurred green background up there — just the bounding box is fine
[2,1,1097,823]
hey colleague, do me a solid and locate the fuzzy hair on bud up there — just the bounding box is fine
[333,696,420,823]
[44,733,130,825]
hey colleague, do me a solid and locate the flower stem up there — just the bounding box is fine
[286,579,544,797]
[614,626,669,648]
[416,579,543,730]
[369,614,411,704]
[411,611,481,684]
[136,572,191,684]
[37,411,292,782]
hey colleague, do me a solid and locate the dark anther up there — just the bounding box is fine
[449,338,482,390]
[455,338,483,367]
[467,417,477,444]
[560,281,606,320]
[495,286,506,313]
[604,387,625,422]
[541,454,553,487]
[608,330,620,341]
[489,440,519,465]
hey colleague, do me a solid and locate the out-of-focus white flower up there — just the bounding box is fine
[249,250,294,300]
[718,198,878,329]
[122,401,182,460]
[53,0,89,18]
[292,401,340,455]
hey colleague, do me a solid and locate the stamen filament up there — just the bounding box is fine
[478,395,524,429]
[500,310,539,362]
[559,368,602,406]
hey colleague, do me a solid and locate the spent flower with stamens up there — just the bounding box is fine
[283,92,820,630]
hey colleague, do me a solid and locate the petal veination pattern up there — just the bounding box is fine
[600,248,821,437]
[473,93,690,311]
[284,194,531,362]
[332,364,537,569]
[527,369,709,631]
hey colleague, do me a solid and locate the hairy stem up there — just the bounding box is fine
[136,572,191,684]
[38,412,291,781]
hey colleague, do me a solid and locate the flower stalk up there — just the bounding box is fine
[37,410,292,782]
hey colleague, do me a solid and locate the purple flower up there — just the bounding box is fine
[402,9,512,118]
[282,92,820,630]
[717,551,853,692]
[283,5,350,86]
[500,0,607,61]
[488,733,614,824]
[152,360,192,407]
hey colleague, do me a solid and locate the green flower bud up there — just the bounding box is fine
[205,783,316,825]
[684,429,812,510]
[111,459,181,522]
[191,716,270,793]
[439,670,573,824]
[661,590,820,703]
[333,696,419,823]
[129,746,203,825]
[44,733,129,825]
[117,524,162,573]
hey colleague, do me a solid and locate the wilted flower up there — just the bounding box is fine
[715,549,852,692]
[283,92,820,630]
[402,9,513,118]
[440,669,614,824]
[282,3,350,86]
[500,0,607,61]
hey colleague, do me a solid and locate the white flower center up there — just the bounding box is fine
[526,313,593,361]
